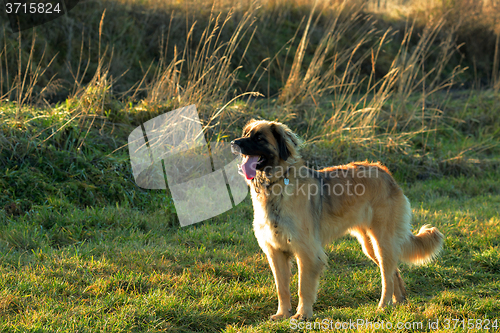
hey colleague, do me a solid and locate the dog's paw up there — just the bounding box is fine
[271,311,292,321]
[377,299,394,310]
[392,295,406,305]
[291,312,312,320]
[291,305,313,320]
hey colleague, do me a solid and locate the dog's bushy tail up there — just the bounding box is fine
[400,225,444,265]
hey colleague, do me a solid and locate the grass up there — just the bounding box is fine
[0,87,499,331]
[1,0,499,101]
[0,174,499,332]
[0,0,499,331]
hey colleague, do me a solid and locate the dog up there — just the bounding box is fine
[231,119,444,320]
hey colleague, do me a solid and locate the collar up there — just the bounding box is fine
[259,166,291,187]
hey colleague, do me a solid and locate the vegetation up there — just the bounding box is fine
[0,0,499,331]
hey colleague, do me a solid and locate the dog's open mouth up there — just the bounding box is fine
[239,155,265,180]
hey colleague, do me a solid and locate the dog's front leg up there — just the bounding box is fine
[265,246,293,320]
[292,250,325,320]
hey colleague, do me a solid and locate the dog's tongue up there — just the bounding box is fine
[241,155,259,180]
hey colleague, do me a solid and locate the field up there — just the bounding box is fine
[1,0,500,331]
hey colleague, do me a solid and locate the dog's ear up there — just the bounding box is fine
[271,122,303,162]
[271,125,290,161]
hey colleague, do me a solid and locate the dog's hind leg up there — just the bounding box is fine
[353,228,379,266]
[265,246,293,320]
[368,233,398,309]
[291,245,327,320]
[393,269,407,304]
[353,228,406,304]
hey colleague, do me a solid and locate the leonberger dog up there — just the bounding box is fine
[231,119,444,320]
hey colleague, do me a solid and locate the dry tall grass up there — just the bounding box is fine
[0,0,497,174]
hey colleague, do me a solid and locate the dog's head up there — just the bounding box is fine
[231,120,302,180]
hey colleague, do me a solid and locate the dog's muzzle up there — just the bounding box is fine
[231,140,242,155]
[231,140,246,176]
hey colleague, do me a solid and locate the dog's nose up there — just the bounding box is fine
[231,140,241,155]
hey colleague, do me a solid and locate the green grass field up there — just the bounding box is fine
[1,0,500,331]
[1,91,499,332]
[1,169,499,332]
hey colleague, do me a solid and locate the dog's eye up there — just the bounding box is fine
[256,135,264,141]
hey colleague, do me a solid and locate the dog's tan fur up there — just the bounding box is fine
[233,120,444,320]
